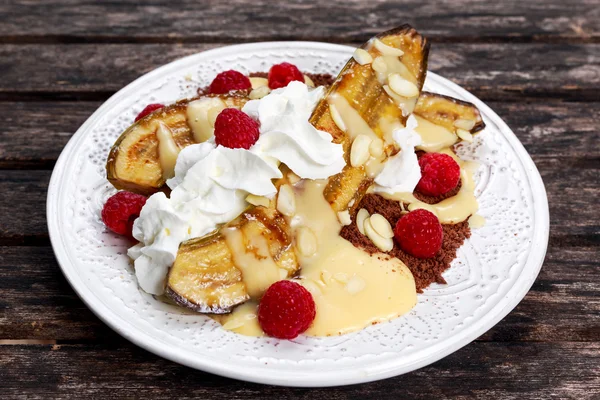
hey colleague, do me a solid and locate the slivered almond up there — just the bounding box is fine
[337,210,352,226]
[350,134,372,167]
[333,272,349,284]
[369,138,384,158]
[456,128,474,143]
[345,275,366,295]
[277,184,296,216]
[356,208,370,235]
[373,39,404,57]
[329,103,347,132]
[287,171,301,184]
[296,227,317,257]
[371,56,388,73]
[388,73,419,98]
[245,194,270,208]
[454,118,476,131]
[303,74,315,87]
[364,217,394,252]
[370,213,394,239]
[353,48,373,65]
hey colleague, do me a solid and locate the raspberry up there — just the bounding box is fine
[135,103,164,122]
[213,108,260,149]
[208,70,251,94]
[268,62,304,89]
[101,191,147,237]
[258,280,316,339]
[394,209,443,258]
[416,153,461,196]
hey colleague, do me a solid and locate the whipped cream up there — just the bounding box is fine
[374,115,422,194]
[244,81,345,179]
[129,81,345,295]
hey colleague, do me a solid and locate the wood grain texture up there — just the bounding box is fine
[1,0,598,43]
[1,43,599,101]
[0,342,598,399]
[0,245,597,342]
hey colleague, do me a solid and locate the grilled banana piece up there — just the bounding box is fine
[166,203,297,313]
[106,95,247,195]
[313,24,430,212]
[166,25,430,313]
[413,91,485,152]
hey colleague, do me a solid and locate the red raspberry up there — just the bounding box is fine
[101,191,147,237]
[258,280,316,339]
[213,108,260,149]
[135,103,164,122]
[208,70,251,94]
[416,153,461,196]
[394,209,443,258]
[268,62,304,89]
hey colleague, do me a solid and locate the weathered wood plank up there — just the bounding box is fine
[0,43,599,101]
[1,101,598,169]
[0,0,598,42]
[0,245,597,342]
[0,342,598,398]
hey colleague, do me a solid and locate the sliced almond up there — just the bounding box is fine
[350,134,372,167]
[388,73,419,98]
[222,318,245,331]
[155,122,180,180]
[337,210,352,226]
[369,138,384,158]
[333,272,349,284]
[364,217,394,252]
[186,98,226,143]
[371,56,388,74]
[353,48,373,65]
[249,76,268,89]
[296,227,317,257]
[276,184,296,216]
[320,270,332,285]
[348,198,356,207]
[287,171,301,184]
[245,194,270,208]
[454,118,476,131]
[329,103,347,132]
[369,213,394,239]
[303,74,315,87]
[345,275,366,295]
[356,208,370,235]
[373,39,404,57]
[249,86,270,100]
[456,128,474,143]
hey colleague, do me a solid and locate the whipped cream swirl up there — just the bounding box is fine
[129,82,345,295]
[374,115,422,194]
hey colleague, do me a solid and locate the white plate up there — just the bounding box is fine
[47,42,549,387]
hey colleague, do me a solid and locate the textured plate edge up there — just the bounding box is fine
[46,41,549,387]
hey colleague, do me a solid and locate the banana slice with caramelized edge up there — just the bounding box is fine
[106,95,247,195]
[165,25,430,313]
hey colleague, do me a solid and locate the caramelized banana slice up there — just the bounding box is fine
[312,24,430,212]
[166,206,297,313]
[413,92,486,152]
[106,95,247,195]
[165,25,430,314]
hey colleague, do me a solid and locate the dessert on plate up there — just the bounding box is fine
[101,25,486,339]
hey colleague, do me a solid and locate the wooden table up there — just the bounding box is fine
[1,1,599,397]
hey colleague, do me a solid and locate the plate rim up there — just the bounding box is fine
[47,41,549,387]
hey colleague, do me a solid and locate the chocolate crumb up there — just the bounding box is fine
[340,194,471,293]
